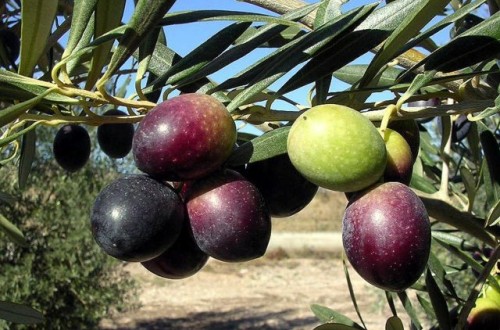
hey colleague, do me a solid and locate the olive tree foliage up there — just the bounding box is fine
[0,149,137,330]
[0,0,498,329]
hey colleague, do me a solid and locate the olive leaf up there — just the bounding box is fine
[18,0,58,76]
[0,301,43,324]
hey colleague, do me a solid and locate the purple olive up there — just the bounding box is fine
[132,93,236,181]
[342,182,431,291]
[184,169,271,262]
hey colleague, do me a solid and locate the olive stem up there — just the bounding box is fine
[437,115,452,200]
[379,104,398,134]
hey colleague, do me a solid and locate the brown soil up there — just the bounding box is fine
[99,189,422,330]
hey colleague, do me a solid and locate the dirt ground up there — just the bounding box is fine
[99,190,420,330]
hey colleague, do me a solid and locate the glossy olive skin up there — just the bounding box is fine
[342,182,431,291]
[133,93,236,181]
[185,169,271,262]
[241,153,318,217]
[53,124,91,172]
[91,175,184,262]
[382,128,414,185]
[97,109,135,158]
[388,119,420,162]
[287,104,386,192]
[141,220,209,279]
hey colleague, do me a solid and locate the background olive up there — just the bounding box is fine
[53,124,91,172]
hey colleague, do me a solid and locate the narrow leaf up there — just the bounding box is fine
[18,0,58,76]
[425,269,451,330]
[18,126,36,189]
[314,324,362,330]
[172,3,319,89]
[0,88,54,128]
[149,22,251,90]
[0,301,43,324]
[226,126,290,166]
[486,199,500,226]
[431,231,477,251]
[314,0,344,28]
[460,166,477,212]
[226,3,377,111]
[62,0,98,57]
[85,0,126,90]
[358,0,449,87]
[0,71,78,104]
[310,304,363,329]
[333,65,409,87]
[400,0,486,55]
[423,11,500,72]
[100,0,176,82]
[280,0,426,93]
[480,129,500,205]
[159,10,306,27]
[0,214,27,247]
[397,291,422,330]
[416,294,436,319]
[427,251,460,301]
[343,258,367,330]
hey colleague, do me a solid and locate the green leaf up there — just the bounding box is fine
[0,301,43,324]
[66,13,95,77]
[460,166,477,212]
[18,126,36,190]
[385,291,398,317]
[480,130,500,207]
[333,65,409,88]
[147,22,251,90]
[85,0,126,90]
[0,88,54,128]
[422,11,500,72]
[18,0,58,76]
[159,10,306,27]
[427,251,459,301]
[399,0,486,55]
[342,258,367,330]
[416,294,436,319]
[358,0,449,87]
[0,70,78,104]
[134,42,229,103]
[410,174,438,194]
[385,316,404,330]
[486,199,500,226]
[224,3,377,112]
[425,269,451,330]
[397,291,422,330]
[431,231,477,251]
[0,121,41,149]
[314,324,363,330]
[0,214,27,247]
[396,71,437,108]
[226,126,290,166]
[310,304,363,329]
[62,0,98,58]
[280,0,426,94]
[314,0,344,28]
[470,93,500,121]
[100,0,176,82]
[171,3,319,89]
